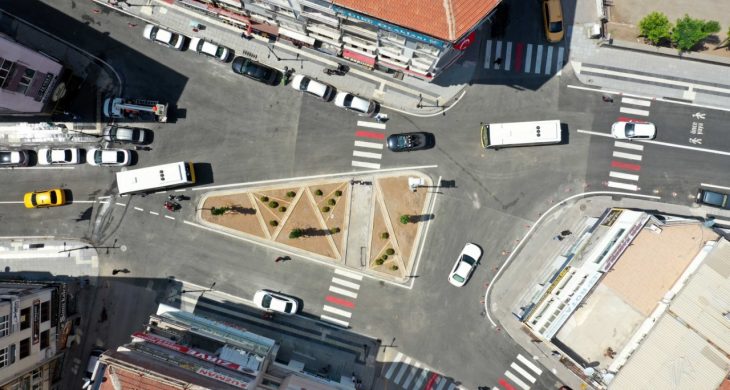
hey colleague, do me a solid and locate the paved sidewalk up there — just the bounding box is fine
[343,178,374,270]
[0,237,100,279]
[93,0,471,117]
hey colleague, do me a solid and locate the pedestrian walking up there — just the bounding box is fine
[493,57,502,66]
[560,230,572,236]
[274,256,283,263]
[602,95,614,103]
[553,235,563,241]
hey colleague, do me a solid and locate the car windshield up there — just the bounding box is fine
[215,46,226,57]
[299,78,310,90]
[0,152,9,163]
[50,191,57,203]
[30,193,37,206]
[115,151,124,162]
[461,255,476,266]
[94,152,102,164]
[549,21,563,33]
[260,295,272,308]
[284,302,293,312]
[452,274,465,283]
[343,94,354,107]
[63,150,72,161]
[624,123,635,137]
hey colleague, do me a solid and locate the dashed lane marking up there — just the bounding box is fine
[328,286,358,299]
[331,277,361,290]
[607,181,638,191]
[134,207,144,211]
[334,268,363,280]
[353,150,382,159]
[115,202,126,206]
[150,211,159,215]
[609,171,640,181]
[356,121,386,130]
[354,140,384,150]
[322,305,352,318]
[165,215,175,220]
[351,161,381,169]
[612,151,642,161]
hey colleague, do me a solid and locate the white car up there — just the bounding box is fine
[611,121,656,140]
[334,92,378,116]
[448,243,482,287]
[38,148,80,165]
[290,75,335,101]
[86,148,131,167]
[143,24,186,50]
[253,290,298,315]
[188,37,230,61]
[103,125,150,145]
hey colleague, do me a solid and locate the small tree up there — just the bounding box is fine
[286,191,296,198]
[375,258,385,265]
[638,11,672,45]
[400,215,410,224]
[672,15,720,51]
[335,190,343,197]
[211,206,230,216]
[268,201,279,208]
[381,254,388,260]
[260,196,269,202]
[386,248,395,255]
[270,220,279,227]
[315,189,323,196]
[380,232,389,239]
[289,228,303,239]
[390,265,399,271]
[327,199,336,206]
[279,206,287,212]
[330,227,340,234]
[321,206,331,212]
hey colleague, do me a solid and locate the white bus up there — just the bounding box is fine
[480,120,562,149]
[116,161,195,195]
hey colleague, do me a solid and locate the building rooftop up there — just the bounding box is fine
[332,0,500,42]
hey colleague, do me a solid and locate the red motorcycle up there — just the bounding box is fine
[163,200,180,212]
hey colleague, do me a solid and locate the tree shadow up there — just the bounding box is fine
[229,205,256,215]
[408,214,434,223]
[300,227,339,237]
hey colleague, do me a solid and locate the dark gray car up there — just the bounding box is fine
[696,188,730,209]
[103,125,152,145]
[387,132,434,152]
[0,150,30,166]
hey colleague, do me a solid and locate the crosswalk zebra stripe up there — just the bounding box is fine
[525,44,533,73]
[609,171,640,181]
[619,107,650,116]
[334,268,363,280]
[413,367,430,389]
[357,121,386,129]
[353,150,382,159]
[557,46,565,70]
[402,362,421,388]
[435,376,448,390]
[613,151,643,161]
[320,314,349,327]
[323,305,352,318]
[385,352,404,379]
[354,140,383,149]
[505,370,530,390]
[485,40,492,69]
[331,277,361,290]
[494,40,503,70]
[535,45,543,74]
[351,161,381,169]
[621,97,651,107]
[329,285,358,299]
[607,181,638,191]
[394,357,412,383]
[505,41,513,71]
[614,141,644,151]
[510,362,537,383]
[517,354,543,375]
[544,46,554,74]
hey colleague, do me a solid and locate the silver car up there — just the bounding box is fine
[290,75,335,101]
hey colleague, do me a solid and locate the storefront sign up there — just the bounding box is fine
[197,368,248,389]
[32,300,40,344]
[333,6,446,48]
[343,49,375,67]
[11,298,19,332]
[36,73,54,99]
[454,31,476,51]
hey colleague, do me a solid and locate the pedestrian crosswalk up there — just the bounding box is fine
[496,354,544,390]
[320,268,362,327]
[352,120,386,169]
[605,96,652,192]
[382,352,464,390]
[484,39,565,76]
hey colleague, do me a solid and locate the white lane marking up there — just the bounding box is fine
[0,201,23,204]
[100,201,109,204]
[413,368,430,389]
[353,150,382,159]
[174,189,187,192]
[115,202,126,206]
[510,362,537,383]
[134,207,144,211]
[402,361,421,388]
[334,268,363,280]
[72,201,97,203]
[354,140,383,149]
[352,161,381,169]
[610,171,640,181]
[98,196,112,199]
[0,166,75,170]
[607,181,638,191]
[613,151,643,161]
[576,64,730,95]
[357,121,386,129]
[567,83,730,113]
[494,40,503,69]
[544,46,553,74]
[700,183,730,191]
[320,314,349,327]
[149,211,159,215]
[556,46,564,75]
[505,370,530,390]
[484,40,492,68]
[614,141,644,151]
[517,354,543,375]
[524,44,533,73]
[154,191,166,194]
[394,356,412,383]
[385,352,404,379]
[534,45,543,73]
[165,215,175,220]
[329,286,358,299]
[504,41,512,71]
[620,107,650,116]
[322,305,352,318]
[331,277,361,290]
[621,97,651,107]
[437,377,449,390]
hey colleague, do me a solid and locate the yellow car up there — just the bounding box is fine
[24,189,66,209]
[542,0,564,43]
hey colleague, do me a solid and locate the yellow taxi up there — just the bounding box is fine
[542,0,564,43]
[23,189,66,209]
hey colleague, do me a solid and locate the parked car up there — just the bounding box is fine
[611,121,656,140]
[542,0,564,43]
[0,150,30,167]
[86,148,131,167]
[696,188,730,209]
[231,56,279,85]
[387,132,433,152]
[290,75,335,101]
[253,290,298,315]
[82,349,104,388]
[448,243,482,287]
[143,24,186,50]
[38,148,80,165]
[188,37,231,61]
[23,188,66,208]
[103,125,151,145]
[333,92,378,116]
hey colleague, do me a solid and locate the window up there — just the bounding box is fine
[0,58,14,88]
[0,314,9,337]
[19,338,30,359]
[41,301,50,323]
[20,307,31,330]
[0,346,8,368]
[15,68,35,94]
[40,330,49,349]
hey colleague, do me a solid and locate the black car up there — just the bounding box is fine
[231,56,279,85]
[696,188,730,209]
[0,150,29,166]
[386,132,433,152]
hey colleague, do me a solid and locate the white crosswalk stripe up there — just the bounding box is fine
[544,46,553,74]
[435,377,447,390]
[322,305,351,318]
[351,161,380,169]
[402,362,421,388]
[320,314,349,327]
[510,362,536,383]
[505,41,512,71]
[534,45,543,74]
[413,367,430,389]
[556,46,564,75]
[484,40,492,69]
[614,141,644,151]
[354,140,383,149]
[353,150,382,159]
[613,151,642,161]
[483,39,566,75]
[621,97,651,107]
[385,352,404,379]
[607,181,638,191]
[609,171,639,181]
[357,120,386,129]
[394,357,411,383]
[334,268,363,280]
[505,370,530,390]
[524,44,533,73]
[619,107,650,116]
[328,285,358,299]
[331,277,361,290]
[516,354,543,375]
[494,40,503,70]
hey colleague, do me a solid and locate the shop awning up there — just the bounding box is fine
[250,22,279,36]
[343,49,375,66]
[278,28,316,45]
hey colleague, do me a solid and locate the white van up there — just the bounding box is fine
[480,120,562,149]
[82,349,104,389]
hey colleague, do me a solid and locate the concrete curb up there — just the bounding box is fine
[603,38,730,67]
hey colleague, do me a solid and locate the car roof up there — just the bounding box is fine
[155,29,173,43]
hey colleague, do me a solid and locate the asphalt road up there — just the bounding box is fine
[3,0,730,389]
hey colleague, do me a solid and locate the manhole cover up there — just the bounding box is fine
[51,82,66,102]
[120,244,127,252]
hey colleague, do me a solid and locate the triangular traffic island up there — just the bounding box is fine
[200,193,266,238]
[309,182,350,258]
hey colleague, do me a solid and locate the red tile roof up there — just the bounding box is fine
[332,0,501,42]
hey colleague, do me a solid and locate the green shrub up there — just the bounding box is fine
[390,265,399,271]
[381,254,388,260]
[400,215,410,224]
[375,258,385,265]
[385,248,395,255]
[289,228,303,239]
[672,14,720,51]
[638,11,672,45]
[335,190,343,197]
[321,206,330,212]
[380,232,389,239]
[270,220,278,227]
[330,227,340,234]
[260,196,269,202]
[327,199,336,206]
[315,189,323,196]
[279,206,287,212]
[286,191,296,198]
[211,206,229,216]
[268,201,279,208]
